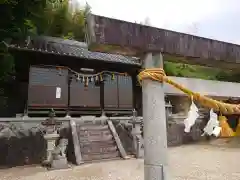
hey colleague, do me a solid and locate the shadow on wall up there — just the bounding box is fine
[0,122,74,168]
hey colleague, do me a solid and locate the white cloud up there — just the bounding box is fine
[78,0,221,26]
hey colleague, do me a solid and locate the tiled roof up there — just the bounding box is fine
[8,36,141,66]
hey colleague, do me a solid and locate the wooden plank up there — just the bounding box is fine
[86,14,240,69]
[107,120,128,158]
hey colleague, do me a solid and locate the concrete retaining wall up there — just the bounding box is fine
[164,76,240,97]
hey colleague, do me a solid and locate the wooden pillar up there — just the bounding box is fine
[142,53,169,180]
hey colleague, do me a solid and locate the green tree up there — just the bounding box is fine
[33,0,90,40]
[0,0,48,81]
[1,0,90,81]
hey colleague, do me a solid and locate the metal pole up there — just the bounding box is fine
[142,52,169,180]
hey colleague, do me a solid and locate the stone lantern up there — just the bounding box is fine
[41,109,62,167]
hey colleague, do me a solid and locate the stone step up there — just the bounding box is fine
[78,129,112,137]
[78,124,120,162]
[78,125,109,131]
[70,119,126,164]
[80,140,116,148]
[81,145,118,154]
[82,151,120,162]
[79,134,113,143]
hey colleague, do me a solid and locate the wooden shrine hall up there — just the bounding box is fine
[5,36,142,117]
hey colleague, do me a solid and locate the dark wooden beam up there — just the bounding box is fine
[86,14,240,70]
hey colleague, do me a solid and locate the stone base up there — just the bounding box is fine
[48,157,69,170]
[137,149,144,159]
[42,159,51,167]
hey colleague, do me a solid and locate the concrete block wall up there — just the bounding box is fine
[164,77,240,98]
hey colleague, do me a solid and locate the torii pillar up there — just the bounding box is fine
[142,52,169,180]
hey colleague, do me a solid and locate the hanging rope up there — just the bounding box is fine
[218,115,235,137]
[138,68,240,115]
[50,65,128,87]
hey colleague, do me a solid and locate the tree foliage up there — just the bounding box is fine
[0,0,90,81]
[0,0,48,81]
[33,0,90,40]
[1,0,90,41]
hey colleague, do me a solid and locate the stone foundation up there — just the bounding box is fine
[0,122,71,167]
[0,114,207,166]
[115,115,206,155]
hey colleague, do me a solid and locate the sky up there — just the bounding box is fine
[74,0,240,44]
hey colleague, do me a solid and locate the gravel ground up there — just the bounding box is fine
[0,142,240,180]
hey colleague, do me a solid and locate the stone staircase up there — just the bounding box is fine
[78,124,120,162]
[70,117,127,164]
